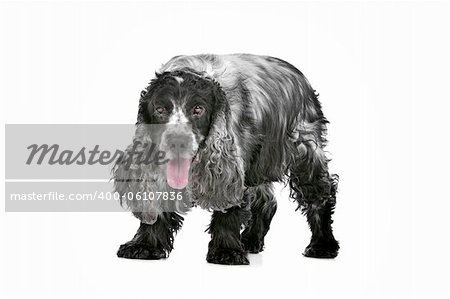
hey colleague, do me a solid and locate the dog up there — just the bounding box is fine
[114,54,339,265]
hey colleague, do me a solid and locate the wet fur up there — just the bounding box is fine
[115,54,339,264]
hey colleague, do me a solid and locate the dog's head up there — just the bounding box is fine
[137,69,245,210]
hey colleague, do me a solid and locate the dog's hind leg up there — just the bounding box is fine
[241,183,277,253]
[289,120,340,258]
[117,212,183,260]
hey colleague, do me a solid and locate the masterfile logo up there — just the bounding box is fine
[4,124,187,212]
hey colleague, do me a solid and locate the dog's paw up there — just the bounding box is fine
[207,248,250,265]
[303,241,339,259]
[242,237,264,253]
[117,242,167,260]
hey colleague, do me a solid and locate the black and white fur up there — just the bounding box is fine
[114,54,339,265]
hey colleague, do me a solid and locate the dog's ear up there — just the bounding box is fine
[189,81,245,211]
[112,125,164,224]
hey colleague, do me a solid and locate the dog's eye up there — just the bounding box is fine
[155,106,166,114]
[193,105,205,116]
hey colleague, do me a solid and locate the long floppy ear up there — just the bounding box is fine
[189,81,245,211]
[113,79,162,224]
[112,125,165,224]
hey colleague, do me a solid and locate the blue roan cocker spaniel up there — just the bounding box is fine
[114,54,339,265]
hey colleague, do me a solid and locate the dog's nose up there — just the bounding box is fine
[165,131,192,153]
[169,136,188,151]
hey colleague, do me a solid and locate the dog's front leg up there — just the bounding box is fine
[117,212,183,260]
[206,206,251,265]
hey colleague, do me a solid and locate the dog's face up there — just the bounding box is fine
[140,71,218,189]
[115,69,245,212]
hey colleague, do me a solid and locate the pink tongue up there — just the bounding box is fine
[166,158,191,189]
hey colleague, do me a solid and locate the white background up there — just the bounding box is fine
[1,1,449,298]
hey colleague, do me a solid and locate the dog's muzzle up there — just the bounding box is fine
[160,125,195,190]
